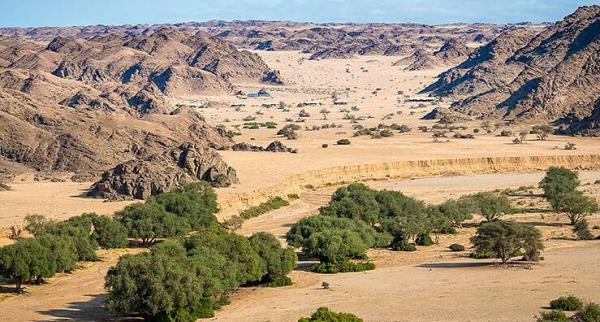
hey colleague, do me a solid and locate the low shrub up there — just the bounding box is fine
[298,307,363,322]
[536,310,569,322]
[469,251,496,259]
[449,244,465,252]
[391,240,416,252]
[550,295,583,311]
[240,197,290,219]
[311,260,375,274]
[574,303,600,322]
[415,234,434,246]
[261,276,293,287]
[337,138,351,145]
[574,219,594,240]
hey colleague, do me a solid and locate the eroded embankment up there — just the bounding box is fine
[217,154,600,219]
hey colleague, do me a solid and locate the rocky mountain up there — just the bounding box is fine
[392,39,472,71]
[1,21,547,60]
[423,6,600,136]
[0,28,283,192]
[87,143,239,200]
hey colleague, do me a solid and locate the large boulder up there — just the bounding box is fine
[87,143,238,200]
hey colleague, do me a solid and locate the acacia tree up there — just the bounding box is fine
[0,238,56,291]
[553,191,598,225]
[532,125,553,140]
[248,232,297,284]
[462,192,515,222]
[320,183,381,226]
[470,221,543,263]
[539,167,598,225]
[115,202,190,246]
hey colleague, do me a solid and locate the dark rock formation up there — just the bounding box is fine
[231,140,297,153]
[87,143,239,200]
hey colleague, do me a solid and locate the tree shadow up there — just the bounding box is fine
[0,284,23,294]
[35,294,105,321]
[520,221,566,227]
[417,261,494,269]
[34,293,142,321]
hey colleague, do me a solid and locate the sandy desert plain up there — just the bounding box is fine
[1,50,600,322]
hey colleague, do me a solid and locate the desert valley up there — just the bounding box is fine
[0,3,600,322]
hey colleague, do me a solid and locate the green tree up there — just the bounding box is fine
[532,125,553,140]
[286,216,381,249]
[23,214,54,236]
[0,238,56,291]
[462,192,515,222]
[304,229,368,264]
[184,228,263,286]
[248,232,297,284]
[320,183,380,226]
[470,221,543,263]
[153,182,219,229]
[87,214,128,248]
[539,167,580,204]
[115,202,190,246]
[553,191,598,225]
[37,234,78,273]
[298,307,363,322]
[42,220,99,261]
[105,252,202,320]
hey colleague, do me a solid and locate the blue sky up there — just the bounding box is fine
[0,0,597,27]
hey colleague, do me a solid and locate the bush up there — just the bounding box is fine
[391,240,416,252]
[249,232,297,284]
[573,303,600,322]
[106,227,296,320]
[337,139,351,145]
[286,216,381,250]
[550,296,583,311]
[311,259,375,274]
[261,276,293,287]
[153,182,219,229]
[449,243,465,252]
[240,197,290,220]
[320,183,381,225]
[23,214,54,236]
[574,219,594,240]
[115,202,190,246]
[298,307,363,322]
[470,221,543,263]
[415,234,434,246]
[536,310,569,322]
[0,238,56,291]
[460,192,515,222]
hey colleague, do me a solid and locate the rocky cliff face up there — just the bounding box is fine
[87,143,239,200]
[0,28,286,184]
[423,6,600,135]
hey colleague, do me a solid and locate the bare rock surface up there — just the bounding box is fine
[424,6,600,135]
[87,143,239,200]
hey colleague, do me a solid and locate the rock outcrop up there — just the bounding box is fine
[231,140,297,153]
[0,27,287,179]
[87,143,239,200]
[423,6,600,135]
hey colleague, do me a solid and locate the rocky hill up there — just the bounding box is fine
[1,22,547,60]
[423,6,600,136]
[87,143,238,200]
[0,29,283,193]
